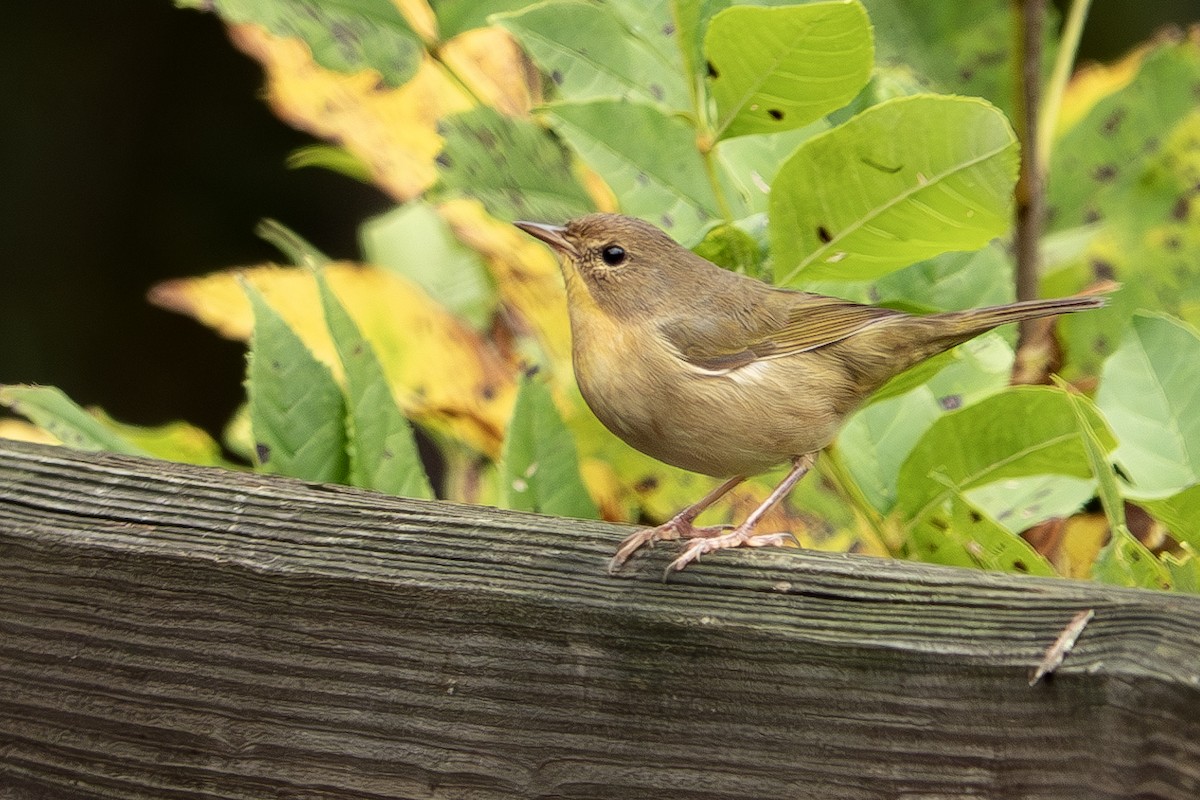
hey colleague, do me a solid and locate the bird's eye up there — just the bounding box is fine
[601,245,626,266]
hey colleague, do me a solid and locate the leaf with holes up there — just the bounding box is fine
[771,94,1018,283]
[245,282,349,483]
[316,271,434,499]
[906,489,1056,577]
[1045,38,1200,374]
[705,1,873,140]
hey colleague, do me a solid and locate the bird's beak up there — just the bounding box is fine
[514,221,576,257]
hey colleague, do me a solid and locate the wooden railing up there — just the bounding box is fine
[1,438,1197,799]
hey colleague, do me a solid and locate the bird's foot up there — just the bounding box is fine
[664,528,799,576]
[608,518,732,574]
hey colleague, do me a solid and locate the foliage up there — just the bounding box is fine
[4,0,1200,592]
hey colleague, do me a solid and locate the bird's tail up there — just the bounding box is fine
[932,293,1108,337]
[867,284,1115,380]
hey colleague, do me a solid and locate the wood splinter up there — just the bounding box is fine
[1030,608,1096,686]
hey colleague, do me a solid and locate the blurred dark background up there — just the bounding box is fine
[1,2,1195,437]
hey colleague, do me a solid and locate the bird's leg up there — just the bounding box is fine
[665,453,816,575]
[608,475,745,573]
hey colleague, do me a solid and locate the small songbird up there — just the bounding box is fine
[515,214,1106,574]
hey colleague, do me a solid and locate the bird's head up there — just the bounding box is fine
[514,213,694,316]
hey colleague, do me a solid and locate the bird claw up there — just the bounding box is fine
[663,529,798,577]
[607,520,732,573]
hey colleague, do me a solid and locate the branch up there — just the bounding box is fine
[1012,0,1045,313]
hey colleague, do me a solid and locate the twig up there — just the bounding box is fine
[1011,0,1045,319]
[1038,0,1093,166]
[1029,608,1095,685]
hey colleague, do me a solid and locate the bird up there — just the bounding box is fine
[514,213,1107,574]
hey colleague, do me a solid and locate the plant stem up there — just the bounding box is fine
[821,445,896,557]
[702,147,736,223]
[1038,0,1093,166]
[1012,0,1045,319]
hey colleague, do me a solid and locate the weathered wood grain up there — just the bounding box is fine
[0,438,1197,799]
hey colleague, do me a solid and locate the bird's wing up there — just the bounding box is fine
[660,293,901,373]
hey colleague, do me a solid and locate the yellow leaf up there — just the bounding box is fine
[438,198,574,372]
[393,0,437,45]
[578,458,636,522]
[229,24,473,202]
[91,410,230,467]
[1055,44,1148,138]
[1058,512,1110,579]
[0,418,59,445]
[150,264,515,457]
[439,28,541,117]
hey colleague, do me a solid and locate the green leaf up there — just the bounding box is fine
[691,220,765,277]
[187,0,424,87]
[436,0,530,39]
[672,0,728,92]
[92,410,233,468]
[544,99,721,244]
[1049,42,1200,232]
[770,94,1019,283]
[673,0,823,92]
[433,107,594,223]
[495,0,689,112]
[839,332,1012,513]
[1060,379,1171,591]
[316,272,434,500]
[907,489,1057,577]
[256,218,330,269]
[605,0,686,83]
[361,201,496,330]
[500,371,599,519]
[704,1,873,140]
[966,475,1095,534]
[1092,532,1173,592]
[873,241,1015,313]
[714,124,826,215]
[799,240,1017,318]
[1162,546,1200,595]
[897,387,1113,524]
[0,385,147,457]
[1046,39,1200,368]
[860,0,1056,119]
[245,283,349,483]
[1141,485,1200,552]
[287,144,373,183]
[1095,313,1200,499]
